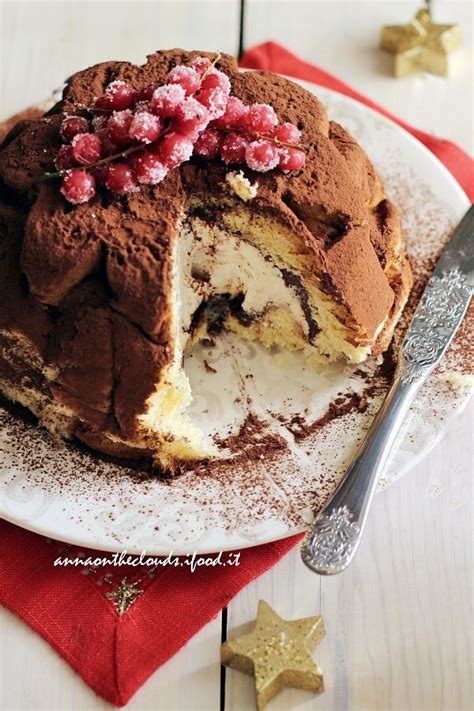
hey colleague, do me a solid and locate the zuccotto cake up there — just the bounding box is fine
[0,49,412,470]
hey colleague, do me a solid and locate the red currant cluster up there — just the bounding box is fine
[54,56,306,205]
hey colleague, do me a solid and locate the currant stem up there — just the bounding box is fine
[220,126,306,153]
[201,52,222,81]
[43,144,144,180]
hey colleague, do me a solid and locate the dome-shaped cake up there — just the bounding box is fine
[0,49,412,470]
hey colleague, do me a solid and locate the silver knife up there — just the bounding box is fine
[301,205,473,575]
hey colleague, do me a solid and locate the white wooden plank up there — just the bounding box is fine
[225,397,473,710]
[0,0,240,119]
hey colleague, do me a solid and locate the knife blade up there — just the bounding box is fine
[301,205,473,575]
[399,204,473,384]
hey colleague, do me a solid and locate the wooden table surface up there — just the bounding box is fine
[0,2,472,710]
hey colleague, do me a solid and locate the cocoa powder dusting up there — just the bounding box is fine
[213,412,288,462]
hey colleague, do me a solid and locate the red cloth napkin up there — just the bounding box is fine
[0,42,472,708]
[0,521,299,705]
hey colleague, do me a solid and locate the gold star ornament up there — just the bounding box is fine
[105,577,144,615]
[380,6,463,77]
[221,600,325,710]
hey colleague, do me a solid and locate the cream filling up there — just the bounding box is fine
[137,216,314,464]
[137,211,393,464]
[177,217,309,344]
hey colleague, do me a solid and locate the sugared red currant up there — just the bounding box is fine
[104,80,133,110]
[129,111,162,144]
[133,84,155,103]
[200,70,231,95]
[135,153,168,185]
[278,147,306,171]
[60,115,89,142]
[55,145,76,171]
[241,104,278,134]
[93,95,111,112]
[191,56,211,73]
[196,87,228,120]
[91,164,109,185]
[174,97,209,133]
[107,110,133,147]
[193,129,223,159]
[274,122,300,145]
[245,140,280,172]
[71,133,102,166]
[94,128,119,158]
[105,163,138,194]
[60,169,96,204]
[91,114,108,132]
[220,133,250,164]
[151,84,186,117]
[166,66,201,96]
[158,132,194,168]
[212,96,248,128]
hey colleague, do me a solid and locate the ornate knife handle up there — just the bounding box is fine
[301,261,473,575]
[301,370,420,575]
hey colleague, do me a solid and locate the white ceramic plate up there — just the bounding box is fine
[0,82,471,554]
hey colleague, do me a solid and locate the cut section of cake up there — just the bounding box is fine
[0,49,412,470]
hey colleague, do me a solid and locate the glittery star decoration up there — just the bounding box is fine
[380,7,463,77]
[105,577,144,615]
[221,600,325,710]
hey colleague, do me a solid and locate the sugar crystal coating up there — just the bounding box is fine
[201,70,231,95]
[274,122,300,145]
[159,132,194,168]
[166,65,202,96]
[136,153,168,184]
[129,111,162,144]
[194,128,223,158]
[60,169,96,203]
[151,84,186,117]
[55,144,75,171]
[279,146,306,172]
[71,133,102,166]
[107,110,133,147]
[242,104,278,133]
[196,87,228,120]
[220,133,250,164]
[60,115,89,142]
[105,163,138,194]
[246,140,280,172]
